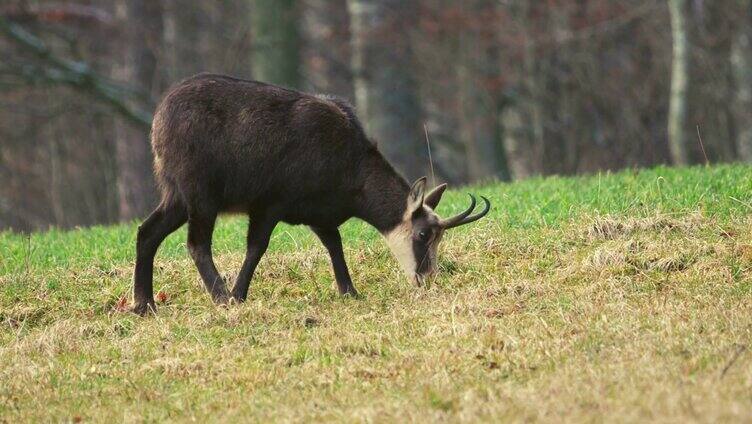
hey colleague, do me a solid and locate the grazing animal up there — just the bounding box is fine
[132,73,490,315]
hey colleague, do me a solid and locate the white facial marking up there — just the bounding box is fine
[383,181,448,283]
[384,223,416,278]
[383,204,445,282]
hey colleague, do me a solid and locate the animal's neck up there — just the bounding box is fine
[357,151,409,233]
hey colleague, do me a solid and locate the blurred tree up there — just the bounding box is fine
[733,0,752,161]
[499,1,546,179]
[456,1,508,181]
[164,0,207,80]
[668,0,690,165]
[251,0,301,87]
[689,0,740,163]
[113,0,164,220]
[301,0,353,99]
[0,5,145,230]
[164,1,254,83]
[409,1,463,183]
[347,0,428,181]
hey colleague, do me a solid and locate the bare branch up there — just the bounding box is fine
[0,3,113,27]
[0,16,152,129]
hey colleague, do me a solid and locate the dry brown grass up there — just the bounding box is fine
[1,212,752,422]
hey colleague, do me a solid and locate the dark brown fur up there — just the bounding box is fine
[132,73,412,314]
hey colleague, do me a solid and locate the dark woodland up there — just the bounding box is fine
[1,0,750,231]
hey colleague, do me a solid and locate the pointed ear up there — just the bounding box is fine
[424,183,447,209]
[407,177,427,214]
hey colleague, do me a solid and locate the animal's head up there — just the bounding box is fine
[384,177,490,285]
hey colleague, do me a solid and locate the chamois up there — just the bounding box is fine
[132,73,490,315]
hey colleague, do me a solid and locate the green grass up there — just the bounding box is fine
[1,164,752,422]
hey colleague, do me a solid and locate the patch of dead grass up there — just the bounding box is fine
[586,212,705,240]
[1,212,752,422]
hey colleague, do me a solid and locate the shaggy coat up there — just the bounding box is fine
[132,73,488,315]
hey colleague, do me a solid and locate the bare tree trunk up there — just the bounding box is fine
[164,1,208,81]
[301,0,353,99]
[691,0,738,162]
[113,0,164,221]
[732,0,752,161]
[251,0,301,88]
[347,0,427,181]
[668,0,690,165]
[500,103,531,180]
[456,1,508,182]
[500,1,544,179]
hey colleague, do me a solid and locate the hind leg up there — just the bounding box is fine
[133,200,187,315]
[187,208,230,304]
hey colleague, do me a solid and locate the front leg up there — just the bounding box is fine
[187,210,230,304]
[231,217,277,302]
[311,226,358,296]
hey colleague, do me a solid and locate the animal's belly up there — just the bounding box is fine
[221,197,351,228]
[280,209,350,228]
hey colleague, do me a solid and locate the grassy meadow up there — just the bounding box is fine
[1,164,752,422]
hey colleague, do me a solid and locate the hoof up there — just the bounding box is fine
[228,295,246,305]
[229,287,248,304]
[212,292,231,306]
[132,301,156,316]
[340,288,360,299]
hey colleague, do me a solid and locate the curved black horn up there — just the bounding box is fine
[439,194,476,228]
[441,195,490,229]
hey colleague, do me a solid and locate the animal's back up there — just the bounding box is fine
[150,73,370,214]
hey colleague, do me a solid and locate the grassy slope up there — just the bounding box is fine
[1,164,751,422]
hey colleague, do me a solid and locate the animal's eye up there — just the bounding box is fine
[417,230,431,242]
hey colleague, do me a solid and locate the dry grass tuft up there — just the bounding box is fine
[577,213,730,280]
[586,212,705,240]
